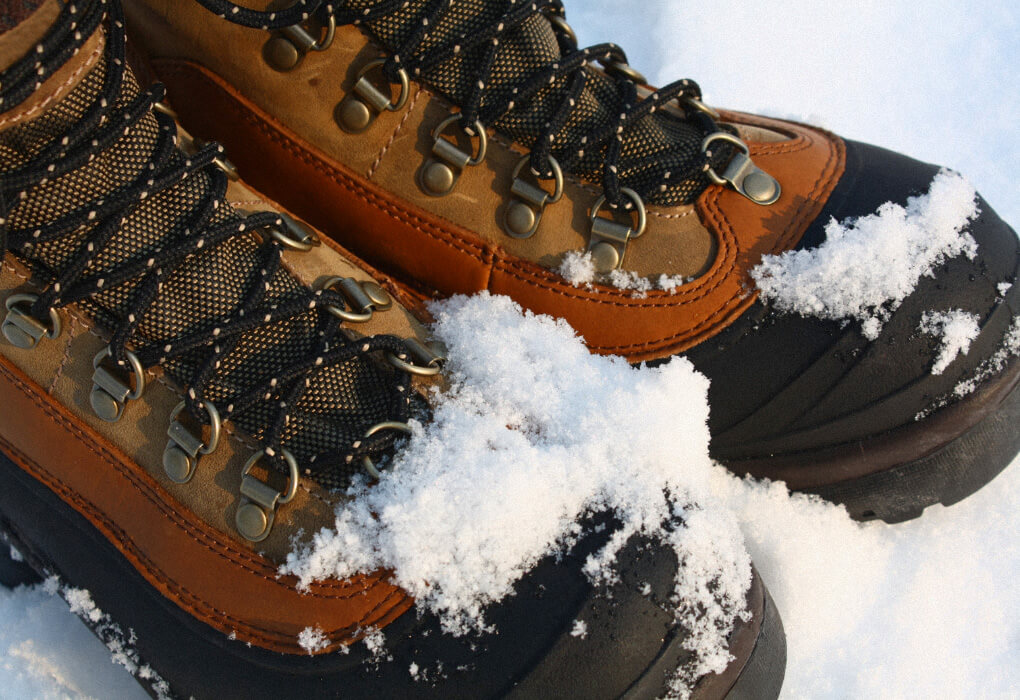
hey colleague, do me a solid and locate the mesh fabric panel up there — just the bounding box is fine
[0,44,411,489]
[353,0,712,206]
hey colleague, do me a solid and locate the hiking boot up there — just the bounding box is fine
[0,1,785,697]
[122,0,1020,523]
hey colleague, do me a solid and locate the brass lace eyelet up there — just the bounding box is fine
[418,116,488,197]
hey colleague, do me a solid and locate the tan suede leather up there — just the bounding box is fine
[0,211,428,654]
[0,16,465,651]
[0,190,435,651]
[0,354,412,654]
[123,0,846,362]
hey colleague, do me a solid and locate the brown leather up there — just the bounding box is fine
[0,30,430,651]
[0,2,104,137]
[0,0,56,69]
[147,58,845,361]
[0,355,412,654]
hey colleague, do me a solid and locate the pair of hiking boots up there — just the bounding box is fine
[0,0,1016,697]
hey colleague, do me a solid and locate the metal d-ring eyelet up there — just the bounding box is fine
[163,400,222,484]
[90,346,146,423]
[701,131,781,206]
[681,96,721,121]
[2,293,62,349]
[598,57,647,86]
[360,421,413,480]
[587,188,648,273]
[315,276,393,324]
[260,213,320,252]
[152,101,179,120]
[263,9,337,72]
[386,338,447,377]
[235,448,300,542]
[503,155,565,240]
[542,10,578,47]
[336,59,411,134]
[190,138,240,181]
[418,115,488,197]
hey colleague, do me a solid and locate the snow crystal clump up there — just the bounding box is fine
[282,292,751,692]
[557,251,689,295]
[919,310,980,375]
[557,249,596,285]
[570,620,588,639]
[361,627,390,664]
[998,282,1013,298]
[953,316,1020,398]
[297,627,330,655]
[751,170,979,339]
[40,578,173,699]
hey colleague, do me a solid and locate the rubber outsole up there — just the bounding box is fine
[807,367,1020,523]
[0,448,784,699]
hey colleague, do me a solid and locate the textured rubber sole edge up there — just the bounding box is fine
[724,587,785,700]
[807,369,1020,523]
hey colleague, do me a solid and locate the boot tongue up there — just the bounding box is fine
[352,0,713,206]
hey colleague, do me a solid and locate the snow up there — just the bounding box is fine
[556,250,688,294]
[297,627,329,655]
[282,293,751,688]
[1,1,1017,698]
[0,576,170,699]
[558,249,597,286]
[751,170,979,340]
[919,310,981,375]
[952,317,1020,401]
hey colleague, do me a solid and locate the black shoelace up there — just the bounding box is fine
[193,0,728,210]
[0,0,414,479]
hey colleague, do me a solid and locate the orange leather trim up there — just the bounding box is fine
[153,59,845,362]
[0,356,412,655]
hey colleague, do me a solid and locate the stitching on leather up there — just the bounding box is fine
[507,126,844,354]
[155,63,841,355]
[2,259,30,281]
[0,360,393,598]
[163,62,737,305]
[649,208,696,220]
[0,434,408,650]
[367,86,424,180]
[0,37,104,130]
[47,313,81,394]
[158,63,489,263]
[148,373,337,509]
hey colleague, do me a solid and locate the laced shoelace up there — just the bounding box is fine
[193,0,729,211]
[0,0,415,480]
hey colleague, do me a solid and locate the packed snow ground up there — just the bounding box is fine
[1,1,1017,698]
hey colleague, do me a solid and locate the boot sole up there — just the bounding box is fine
[0,448,784,699]
[726,358,1020,524]
[807,365,1020,523]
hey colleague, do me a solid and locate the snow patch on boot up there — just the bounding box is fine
[297,627,330,655]
[751,169,979,339]
[281,292,752,693]
[557,250,690,295]
[39,576,173,699]
[918,310,981,375]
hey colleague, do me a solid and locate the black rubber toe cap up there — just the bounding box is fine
[685,140,1019,466]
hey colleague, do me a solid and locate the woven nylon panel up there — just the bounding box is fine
[353,0,712,206]
[0,51,408,489]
